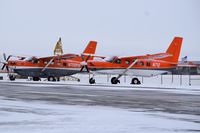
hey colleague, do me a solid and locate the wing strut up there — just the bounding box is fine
[115,59,138,80]
[41,58,54,72]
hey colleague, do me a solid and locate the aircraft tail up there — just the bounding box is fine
[163,37,183,63]
[82,41,97,60]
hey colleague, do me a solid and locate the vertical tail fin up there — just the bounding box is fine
[83,41,97,54]
[83,41,97,60]
[164,37,183,63]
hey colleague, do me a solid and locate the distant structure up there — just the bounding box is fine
[176,61,200,75]
[54,37,63,55]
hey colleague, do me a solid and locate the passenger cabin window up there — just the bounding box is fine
[125,60,130,65]
[32,59,39,64]
[63,62,67,66]
[146,62,151,67]
[50,61,54,65]
[140,61,144,66]
[114,59,121,64]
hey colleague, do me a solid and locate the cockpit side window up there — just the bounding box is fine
[114,59,121,64]
[125,60,130,65]
[32,59,39,64]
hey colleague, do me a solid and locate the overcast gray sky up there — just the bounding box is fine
[0,0,199,60]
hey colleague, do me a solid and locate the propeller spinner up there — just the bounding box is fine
[80,54,91,72]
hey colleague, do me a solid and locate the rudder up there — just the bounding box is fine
[83,41,97,54]
[82,41,97,60]
[165,37,183,63]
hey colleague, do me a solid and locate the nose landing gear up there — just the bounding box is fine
[9,74,16,81]
[89,78,95,84]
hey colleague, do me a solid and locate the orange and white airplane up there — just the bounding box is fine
[1,40,97,81]
[86,37,183,84]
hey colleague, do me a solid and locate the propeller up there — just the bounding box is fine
[80,54,91,72]
[1,53,12,72]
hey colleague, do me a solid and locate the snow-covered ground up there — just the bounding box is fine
[1,73,200,87]
[0,97,199,133]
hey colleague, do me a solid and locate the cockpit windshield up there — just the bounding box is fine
[104,56,117,62]
[25,56,38,62]
[25,57,33,61]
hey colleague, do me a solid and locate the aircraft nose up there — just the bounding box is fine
[8,61,16,66]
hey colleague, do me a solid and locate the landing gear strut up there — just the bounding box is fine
[111,77,120,84]
[89,78,95,84]
[131,78,141,85]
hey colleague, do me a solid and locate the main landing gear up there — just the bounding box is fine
[111,77,141,85]
[89,76,141,85]
[111,77,120,84]
[32,77,41,81]
[31,76,60,82]
[47,76,60,82]
[131,77,141,85]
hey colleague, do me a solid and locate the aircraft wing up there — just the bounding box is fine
[81,53,106,59]
[119,53,172,60]
[38,53,79,60]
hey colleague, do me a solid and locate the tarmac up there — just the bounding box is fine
[0,81,199,118]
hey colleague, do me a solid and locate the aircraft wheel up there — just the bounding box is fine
[131,78,141,84]
[33,77,40,81]
[89,78,95,84]
[48,76,56,82]
[111,77,120,84]
[9,75,16,81]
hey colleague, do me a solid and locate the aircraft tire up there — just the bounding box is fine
[111,77,120,84]
[9,75,16,81]
[89,78,95,84]
[131,78,141,84]
[48,76,56,82]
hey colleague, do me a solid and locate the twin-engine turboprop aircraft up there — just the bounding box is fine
[1,37,183,85]
[1,40,97,81]
[86,37,183,84]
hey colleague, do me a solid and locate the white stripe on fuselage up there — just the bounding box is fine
[11,66,170,77]
[10,66,81,71]
[92,69,169,77]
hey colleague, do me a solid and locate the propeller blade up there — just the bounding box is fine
[85,55,91,62]
[6,55,12,61]
[81,54,85,61]
[85,65,89,72]
[3,53,6,60]
[2,64,6,70]
[80,66,84,72]
[6,66,9,72]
